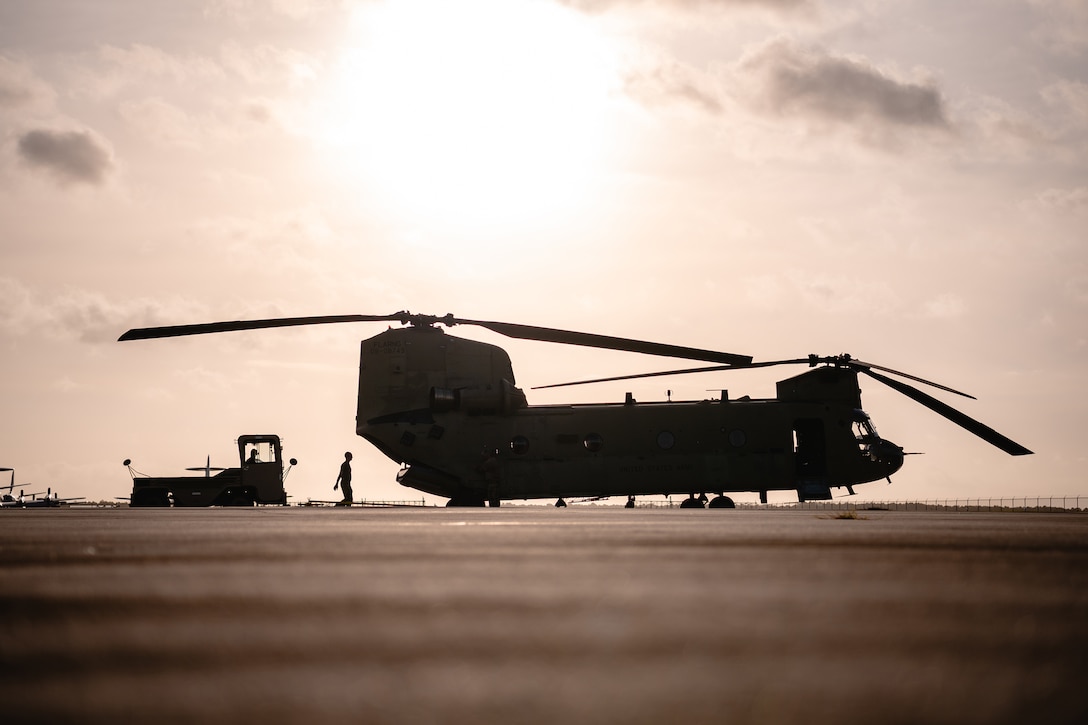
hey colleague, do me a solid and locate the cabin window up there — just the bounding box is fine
[509,435,530,455]
[243,440,278,465]
[583,433,604,453]
[729,429,746,447]
[657,431,675,450]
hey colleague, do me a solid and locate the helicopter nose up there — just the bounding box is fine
[871,438,905,471]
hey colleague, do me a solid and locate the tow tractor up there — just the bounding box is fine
[125,434,296,507]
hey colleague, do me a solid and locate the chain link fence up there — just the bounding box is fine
[640,496,1085,512]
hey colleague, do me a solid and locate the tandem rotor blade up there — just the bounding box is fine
[534,358,809,389]
[451,318,752,366]
[118,314,411,341]
[858,367,1032,456]
[120,312,751,365]
[852,360,975,400]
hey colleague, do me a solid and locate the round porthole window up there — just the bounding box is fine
[657,431,675,450]
[729,429,746,447]
[509,435,530,455]
[583,433,603,453]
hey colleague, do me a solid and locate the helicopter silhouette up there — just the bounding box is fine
[119,312,1031,508]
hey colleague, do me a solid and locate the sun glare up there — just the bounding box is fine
[313,0,619,230]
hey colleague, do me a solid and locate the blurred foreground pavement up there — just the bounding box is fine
[1,507,1086,724]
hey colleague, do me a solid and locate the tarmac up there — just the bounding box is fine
[1,507,1086,724]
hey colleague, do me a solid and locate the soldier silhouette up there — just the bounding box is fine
[334,451,353,505]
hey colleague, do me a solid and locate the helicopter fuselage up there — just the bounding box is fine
[357,326,903,505]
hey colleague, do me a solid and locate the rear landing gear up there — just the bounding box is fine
[555,498,567,507]
[708,495,736,509]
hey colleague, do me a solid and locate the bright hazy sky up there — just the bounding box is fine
[1,0,1085,504]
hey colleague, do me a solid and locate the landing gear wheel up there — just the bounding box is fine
[624,496,635,509]
[679,496,705,509]
[708,496,736,509]
[555,498,567,507]
[130,489,170,507]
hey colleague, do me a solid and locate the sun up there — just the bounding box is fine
[313,0,619,231]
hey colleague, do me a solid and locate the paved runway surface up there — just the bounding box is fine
[2,507,1086,724]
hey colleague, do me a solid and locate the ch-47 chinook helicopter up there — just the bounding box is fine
[119,312,1032,508]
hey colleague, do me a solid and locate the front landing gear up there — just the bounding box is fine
[708,495,736,509]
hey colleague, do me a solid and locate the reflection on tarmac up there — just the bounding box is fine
[1,508,1085,725]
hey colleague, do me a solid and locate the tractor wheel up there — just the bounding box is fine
[131,489,170,507]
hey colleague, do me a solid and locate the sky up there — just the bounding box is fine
[1,0,1085,505]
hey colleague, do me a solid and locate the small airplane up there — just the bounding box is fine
[186,456,228,478]
[1,467,19,507]
[1,469,85,508]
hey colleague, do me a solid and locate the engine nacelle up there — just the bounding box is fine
[430,379,527,415]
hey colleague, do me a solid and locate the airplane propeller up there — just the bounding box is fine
[186,456,227,478]
[536,353,1032,457]
[119,312,753,366]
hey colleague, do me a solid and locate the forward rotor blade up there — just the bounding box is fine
[451,318,752,366]
[119,314,409,341]
[859,368,1032,456]
[534,358,811,390]
[853,360,975,400]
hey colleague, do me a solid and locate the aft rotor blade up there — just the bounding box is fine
[853,360,975,400]
[119,314,409,341]
[859,368,1032,456]
[534,358,811,390]
[454,318,752,366]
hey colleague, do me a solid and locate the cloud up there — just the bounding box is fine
[1039,186,1088,212]
[741,270,899,316]
[559,0,815,14]
[1029,0,1088,55]
[622,53,724,113]
[1028,186,1088,215]
[0,55,56,111]
[218,42,322,87]
[0,277,208,345]
[1041,80,1088,138]
[921,293,968,320]
[205,0,338,22]
[118,97,200,148]
[16,128,115,186]
[736,38,950,134]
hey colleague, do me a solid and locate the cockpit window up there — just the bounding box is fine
[852,411,880,453]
